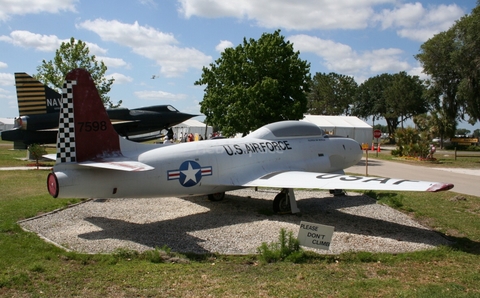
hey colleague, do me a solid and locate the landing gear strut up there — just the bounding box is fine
[273,188,300,214]
[208,192,225,201]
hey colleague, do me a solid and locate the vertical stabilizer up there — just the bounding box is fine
[14,73,62,115]
[56,69,121,163]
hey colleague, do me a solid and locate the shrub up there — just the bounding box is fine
[257,228,306,263]
[27,143,47,169]
[393,127,431,159]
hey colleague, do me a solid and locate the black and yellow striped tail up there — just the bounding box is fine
[14,72,62,115]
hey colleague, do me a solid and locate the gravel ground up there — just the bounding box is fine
[19,188,451,255]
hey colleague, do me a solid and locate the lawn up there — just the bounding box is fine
[366,145,480,169]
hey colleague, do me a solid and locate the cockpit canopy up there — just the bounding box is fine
[247,121,325,139]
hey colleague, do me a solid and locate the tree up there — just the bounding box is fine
[474,129,480,138]
[413,111,453,148]
[415,30,461,137]
[307,72,357,115]
[384,71,429,128]
[352,72,428,138]
[195,30,311,136]
[455,128,471,137]
[352,73,396,136]
[27,143,46,169]
[453,4,480,124]
[35,37,120,107]
[415,3,480,132]
[373,124,388,133]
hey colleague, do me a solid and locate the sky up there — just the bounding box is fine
[0,0,477,131]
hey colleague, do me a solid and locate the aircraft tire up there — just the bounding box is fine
[329,189,345,196]
[208,192,225,201]
[273,192,291,214]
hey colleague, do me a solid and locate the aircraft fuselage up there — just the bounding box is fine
[52,133,362,199]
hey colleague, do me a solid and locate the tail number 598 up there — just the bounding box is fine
[77,121,107,132]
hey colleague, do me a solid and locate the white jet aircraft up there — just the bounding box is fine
[46,69,454,214]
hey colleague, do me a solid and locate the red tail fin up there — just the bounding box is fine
[56,68,121,163]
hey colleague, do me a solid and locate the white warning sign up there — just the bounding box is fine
[297,221,334,250]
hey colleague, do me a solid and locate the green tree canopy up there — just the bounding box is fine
[307,72,357,115]
[453,4,480,124]
[413,111,454,148]
[195,30,311,136]
[415,3,480,132]
[35,37,120,107]
[384,71,429,127]
[352,73,396,134]
[352,72,428,136]
[415,29,460,137]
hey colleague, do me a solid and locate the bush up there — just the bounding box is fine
[257,228,306,263]
[27,143,47,169]
[392,127,431,159]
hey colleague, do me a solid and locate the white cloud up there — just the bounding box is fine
[178,0,381,30]
[0,31,66,51]
[364,48,409,73]
[178,0,466,42]
[134,90,187,101]
[289,34,410,78]
[374,3,465,42]
[215,40,234,52]
[0,72,14,86]
[108,73,133,84]
[98,57,130,69]
[84,42,108,55]
[0,87,16,110]
[138,0,157,8]
[0,62,7,69]
[375,2,425,29]
[78,19,212,77]
[408,65,429,81]
[0,0,77,21]
[0,31,110,56]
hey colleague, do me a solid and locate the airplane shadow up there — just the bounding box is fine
[77,189,457,254]
[354,159,384,167]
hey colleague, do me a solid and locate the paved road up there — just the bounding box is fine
[0,166,51,170]
[347,158,480,197]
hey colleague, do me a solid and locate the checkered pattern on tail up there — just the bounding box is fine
[56,80,77,163]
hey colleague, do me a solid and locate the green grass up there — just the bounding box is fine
[366,147,480,169]
[364,190,480,254]
[0,140,55,167]
[0,141,480,297]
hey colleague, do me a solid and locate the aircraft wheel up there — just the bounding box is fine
[208,192,225,201]
[329,189,345,196]
[273,192,291,214]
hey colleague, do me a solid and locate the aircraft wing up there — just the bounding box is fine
[241,171,453,192]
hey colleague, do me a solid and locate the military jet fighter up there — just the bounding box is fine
[46,69,454,214]
[2,72,195,148]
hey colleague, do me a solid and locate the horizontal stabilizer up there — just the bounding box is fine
[111,119,139,125]
[78,158,154,172]
[43,153,56,161]
[242,171,454,192]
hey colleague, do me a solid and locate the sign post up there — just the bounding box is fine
[361,143,369,176]
[373,129,382,157]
